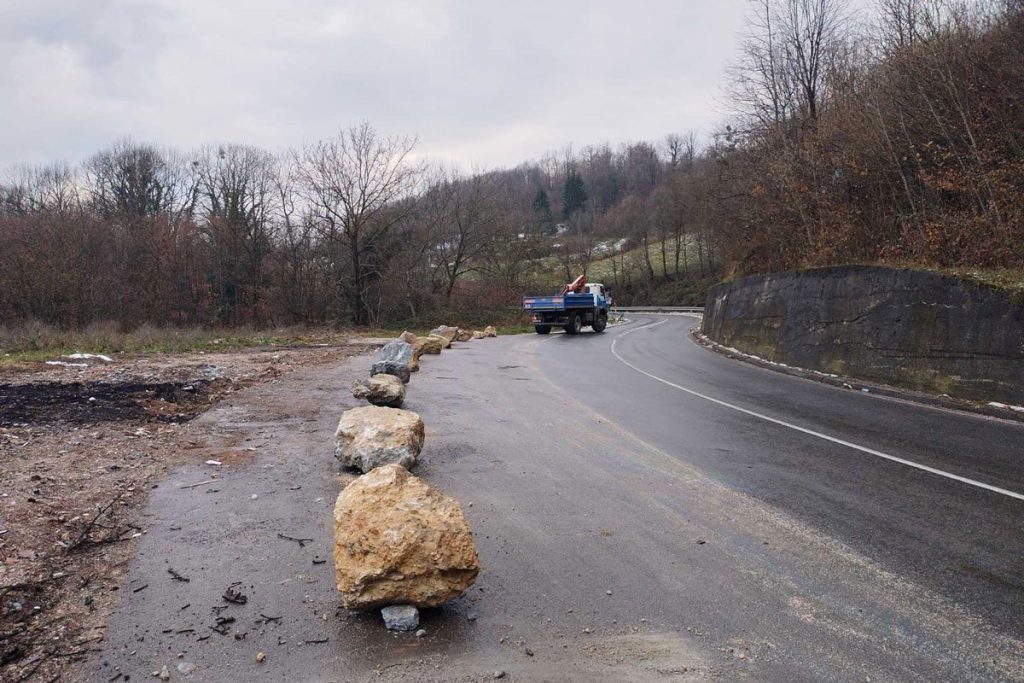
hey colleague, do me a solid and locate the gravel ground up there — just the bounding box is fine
[0,344,365,682]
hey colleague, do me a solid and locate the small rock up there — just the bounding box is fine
[605,590,612,595]
[157,665,170,681]
[381,605,419,632]
[525,646,534,656]
[493,671,506,680]
[415,628,427,637]
[256,651,266,663]
[177,661,196,675]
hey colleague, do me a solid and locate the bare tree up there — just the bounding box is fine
[194,144,280,324]
[422,166,502,300]
[779,0,848,122]
[876,0,925,50]
[294,123,421,325]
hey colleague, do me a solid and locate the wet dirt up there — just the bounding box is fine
[0,379,217,426]
[0,345,364,683]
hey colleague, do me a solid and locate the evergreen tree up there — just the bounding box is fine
[532,187,551,216]
[561,170,587,219]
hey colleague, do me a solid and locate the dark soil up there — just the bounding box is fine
[0,380,216,427]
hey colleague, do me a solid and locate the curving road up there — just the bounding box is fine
[87,315,1024,682]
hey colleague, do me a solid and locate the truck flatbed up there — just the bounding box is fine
[522,282,611,335]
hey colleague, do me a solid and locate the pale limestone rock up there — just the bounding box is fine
[334,406,424,472]
[334,465,480,609]
[351,374,406,408]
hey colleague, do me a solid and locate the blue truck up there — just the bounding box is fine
[522,281,611,335]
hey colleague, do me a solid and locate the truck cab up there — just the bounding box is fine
[522,281,612,335]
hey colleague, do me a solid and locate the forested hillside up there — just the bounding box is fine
[1,0,1021,330]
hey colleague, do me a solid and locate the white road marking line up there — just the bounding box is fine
[611,318,1024,502]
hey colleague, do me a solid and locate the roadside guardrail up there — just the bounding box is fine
[611,306,704,314]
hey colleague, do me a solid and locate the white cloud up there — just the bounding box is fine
[0,0,749,171]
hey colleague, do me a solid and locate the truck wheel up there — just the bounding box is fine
[564,313,581,335]
[534,324,551,335]
[592,313,608,333]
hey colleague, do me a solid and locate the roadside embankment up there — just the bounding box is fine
[702,265,1024,404]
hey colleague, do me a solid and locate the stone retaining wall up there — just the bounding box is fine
[702,266,1024,404]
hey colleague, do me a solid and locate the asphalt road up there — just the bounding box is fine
[86,317,1024,682]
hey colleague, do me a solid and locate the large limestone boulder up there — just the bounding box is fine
[334,406,424,472]
[370,339,416,383]
[429,326,460,347]
[351,374,405,408]
[456,329,474,342]
[420,335,445,355]
[483,325,497,338]
[399,331,444,357]
[334,464,480,609]
[471,330,486,339]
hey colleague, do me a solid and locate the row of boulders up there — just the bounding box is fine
[332,324,497,631]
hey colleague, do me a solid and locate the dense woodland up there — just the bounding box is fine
[1,0,1021,329]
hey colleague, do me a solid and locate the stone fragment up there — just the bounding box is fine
[351,374,406,408]
[334,464,480,609]
[483,325,497,337]
[334,406,424,472]
[381,605,419,632]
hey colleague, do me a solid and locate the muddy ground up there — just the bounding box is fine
[0,343,372,682]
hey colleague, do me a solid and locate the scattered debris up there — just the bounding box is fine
[211,616,235,635]
[277,533,314,548]
[180,479,218,490]
[222,585,248,605]
[167,568,190,582]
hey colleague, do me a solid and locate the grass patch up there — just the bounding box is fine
[0,322,357,364]
[0,318,532,365]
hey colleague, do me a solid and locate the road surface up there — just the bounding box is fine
[86,315,1024,682]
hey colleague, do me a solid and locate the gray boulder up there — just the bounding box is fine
[351,374,406,407]
[370,340,415,383]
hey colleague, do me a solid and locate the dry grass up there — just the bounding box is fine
[0,322,371,364]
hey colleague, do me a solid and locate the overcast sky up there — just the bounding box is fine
[1,0,752,171]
